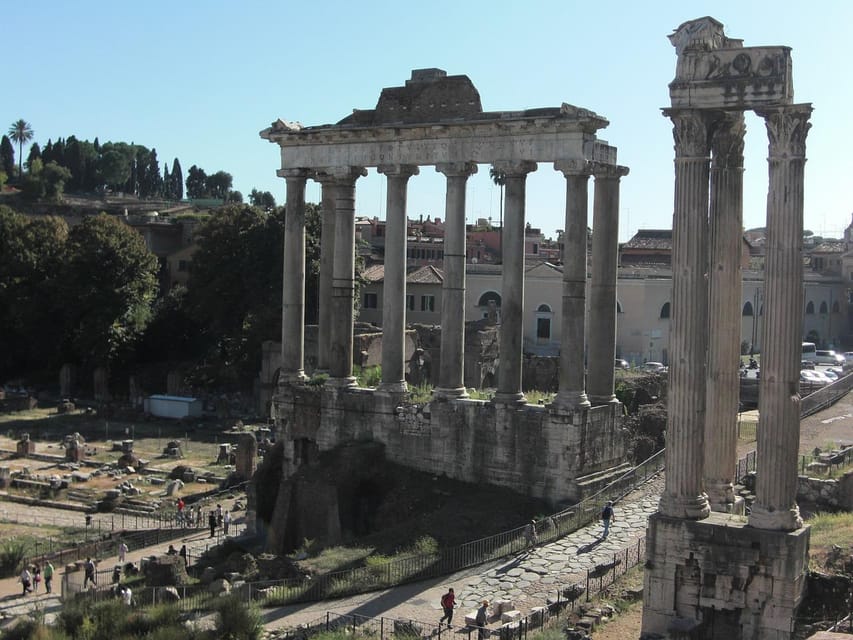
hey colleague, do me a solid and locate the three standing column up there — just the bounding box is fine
[749,104,813,532]
[377,164,419,393]
[435,162,478,398]
[552,160,592,411]
[278,169,309,383]
[316,174,338,374]
[587,163,629,405]
[492,161,537,405]
[658,109,714,520]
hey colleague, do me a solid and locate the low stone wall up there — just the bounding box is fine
[798,469,853,510]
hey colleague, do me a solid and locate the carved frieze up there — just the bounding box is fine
[757,104,813,159]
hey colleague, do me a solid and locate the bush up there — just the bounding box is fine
[214,594,262,640]
[0,540,27,577]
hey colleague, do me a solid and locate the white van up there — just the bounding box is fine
[814,350,845,366]
[802,342,817,362]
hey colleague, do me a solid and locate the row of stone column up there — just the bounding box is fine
[277,159,628,409]
[660,104,812,531]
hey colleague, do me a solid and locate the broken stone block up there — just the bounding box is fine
[500,610,522,623]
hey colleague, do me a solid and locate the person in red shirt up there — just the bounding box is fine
[439,587,456,626]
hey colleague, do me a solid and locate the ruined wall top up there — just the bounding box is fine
[669,17,793,110]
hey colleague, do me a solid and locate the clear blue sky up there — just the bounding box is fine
[4,0,851,241]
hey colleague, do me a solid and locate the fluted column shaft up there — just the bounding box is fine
[493,161,537,405]
[377,164,419,393]
[328,167,366,384]
[436,162,477,398]
[750,104,812,532]
[553,161,592,411]
[587,164,628,404]
[316,176,337,373]
[704,114,746,511]
[279,169,309,383]
[659,109,713,520]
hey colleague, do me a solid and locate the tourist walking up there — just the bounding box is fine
[43,561,54,594]
[179,544,188,567]
[524,520,538,548]
[20,566,32,595]
[209,511,217,538]
[83,557,96,588]
[118,541,128,563]
[32,565,41,593]
[223,510,231,535]
[601,501,615,538]
[439,587,456,626]
[475,600,489,640]
[216,503,223,528]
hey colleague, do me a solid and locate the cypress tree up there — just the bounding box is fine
[0,136,14,176]
[171,158,183,200]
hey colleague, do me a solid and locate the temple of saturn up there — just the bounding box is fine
[641,18,812,640]
[258,68,631,535]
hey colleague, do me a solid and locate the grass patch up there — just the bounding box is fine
[293,545,375,575]
[806,511,853,571]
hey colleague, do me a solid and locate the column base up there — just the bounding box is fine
[279,370,307,385]
[326,376,357,388]
[587,394,617,406]
[708,495,745,516]
[492,391,527,406]
[748,502,803,532]
[705,482,741,515]
[550,390,591,413]
[658,492,711,520]
[433,387,469,400]
[376,381,408,394]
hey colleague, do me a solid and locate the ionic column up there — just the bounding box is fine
[658,108,713,520]
[316,174,337,373]
[704,113,746,512]
[328,166,367,385]
[377,164,419,394]
[587,163,629,405]
[552,160,592,411]
[435,162,477,399]
[749,104,812,532]
[492,161,537,405]
[278,169,309,383]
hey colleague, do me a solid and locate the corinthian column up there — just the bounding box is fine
[552,160,592,411]
[587,163,629,405]
[704,113,746,512]
[492,161,537,405]
[278,168,309,383]
[316,174,337,373]
[658,108,714,520]
[377,164,419,394]
[435,162,477,399]
[328,166,367,386]
[749,104,812,532]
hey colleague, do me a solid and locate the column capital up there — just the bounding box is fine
[315,166,368,183]
[435,162,478,178]
[591,163,630,180]
[663,108,718,159]
[710,112,746,168]
[377,164,420,178]
[491,160,537,177]
[756,103,813,160]
[276,168,310,180]
[554,159,592,177]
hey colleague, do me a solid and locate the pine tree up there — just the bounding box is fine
[171,158,183,200]
[26,143,41,172]
[163,163,171,199]
[145,149,163,197]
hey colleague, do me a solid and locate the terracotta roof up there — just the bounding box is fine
[622,229,672,250]
[361,264,444,284]
[810,242,844,254]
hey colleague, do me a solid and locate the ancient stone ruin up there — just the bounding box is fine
[641,18,812,640]
[259,69,631,551]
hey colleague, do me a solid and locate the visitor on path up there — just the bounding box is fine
[120,585,132,606]
[524,520,538,547]
[43,561,54,594]
[439,587,456,626]
[20,566,32,595]
[83,557,96,588]
[196,506,203,527]
[176,498,185,526]
[167,544,177,555]
[223,510,231,535]
[118,541,128,563]
[209,511,217,538]
[32,564,41,593]
[216,504,223,528]
[179,544,188,567]
[112,565,121,584]
[601,501,615,538]
[475,600,489,640]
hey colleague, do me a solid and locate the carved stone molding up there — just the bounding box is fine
[664,109,715,158]
[491,160,537,177]
[319,166,368,184]
[710,113,746,168]
[377,164,420,178]
[276,168,310,180]
[591,163,630,180]
[756,104,813,160]
[554,159,592,177]
[435,161,478,178]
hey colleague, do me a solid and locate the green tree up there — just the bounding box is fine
[7,119,33,177]
[227,190,243,203]
[97,149,131,191]
[0,135,14,176]
[186,164,207,198]
[489,166,505,263]
[25,142,41,172]
[41,161,72,201]
[171,158,184,200]
[205,170,232,199]
[249,189,276,209]
[58,214,159,367]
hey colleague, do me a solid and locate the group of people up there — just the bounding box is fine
[173,499,233,538]
[19,561,54,595]
[208,504,231,538]
[166,543,189,566]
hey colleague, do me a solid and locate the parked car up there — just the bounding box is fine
[823,369,839,382]
[614,359,630,369]
[827,366,844,378]
[800,370,831,387]
[814,350,846,366]
[640,361,667,374]
[800,360,815,370]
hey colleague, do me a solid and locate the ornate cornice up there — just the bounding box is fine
[756,104,813,160]
[554,159,592,177]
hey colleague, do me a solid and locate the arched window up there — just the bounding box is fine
[660,302,671,319]
[805,301,815,315]
[742,301,754,316]
[477,291,502,321]
[535,304,553,342]
[537,304,551,313]
[819,301,828,314]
